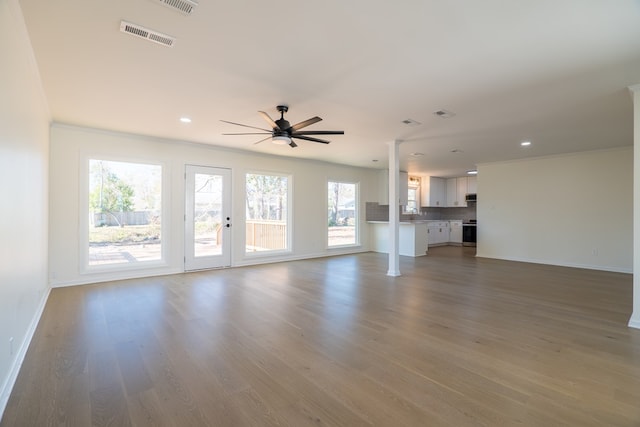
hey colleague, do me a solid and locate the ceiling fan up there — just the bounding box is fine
[221,105,344,148]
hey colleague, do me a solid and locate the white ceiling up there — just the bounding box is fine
[18,0,640,177]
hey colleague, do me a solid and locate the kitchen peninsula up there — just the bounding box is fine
[369,221,428,257]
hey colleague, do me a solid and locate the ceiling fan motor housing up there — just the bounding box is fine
[275,119,290,133]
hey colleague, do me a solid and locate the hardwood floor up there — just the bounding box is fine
[2,247,639,426]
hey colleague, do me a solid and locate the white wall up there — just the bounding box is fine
[49,124,379,286]
[630,85,640,329]
[477,147,632,273]
[0,0,51,415]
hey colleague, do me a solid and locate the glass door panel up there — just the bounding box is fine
[185,165,231,270]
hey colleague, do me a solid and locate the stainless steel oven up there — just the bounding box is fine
[462,220,476,247]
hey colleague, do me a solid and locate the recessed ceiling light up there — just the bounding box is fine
[521,141,531,147]
[402,119,422,126]
[467,170,478,175]
[372,159,379,162]
[451,149,463,153]
[180,117,192,123]
[410,152,424,157]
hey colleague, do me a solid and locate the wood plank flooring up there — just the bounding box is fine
[2,247,640,426]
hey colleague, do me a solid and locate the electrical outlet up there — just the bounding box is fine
[9,337,14,355]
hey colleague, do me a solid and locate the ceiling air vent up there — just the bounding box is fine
[433,109,456,119]
[150,0,198,15]
[119,21,176,47]
[401,118,421,126]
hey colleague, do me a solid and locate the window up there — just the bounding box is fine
[328,181,358,247]
[406,187,419,214]
[405,176,420,214]
[87,159,162,266]
[245,173,290,253]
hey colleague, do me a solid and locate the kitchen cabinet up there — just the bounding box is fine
[369,222,428,257]
[378,170,408,206]
[427,221,449,246]
[420,176,446,207]
[467,176,477,194]
[446,177,469,207]
[449,220,463,244]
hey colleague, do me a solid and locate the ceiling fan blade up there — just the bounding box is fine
[253,136,273,145]
[290,116,322,131]
[289,141,298,148]
[292,130,344,136]
[220,120,271,132]
[223,132,270,135]
[292,135,331,144]
[258,111,280,130]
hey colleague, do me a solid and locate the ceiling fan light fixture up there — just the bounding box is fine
[272,135,291,145]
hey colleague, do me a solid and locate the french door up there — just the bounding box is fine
[185,165,232,270]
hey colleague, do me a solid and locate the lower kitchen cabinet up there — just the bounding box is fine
[427,221,450,246]
[449,220,463,245]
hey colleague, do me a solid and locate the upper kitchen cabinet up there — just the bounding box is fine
[446,177,470,207]
[446,176,470,208]
[467,176,477,194]
[378,169,408,205]
[420,176,446,207]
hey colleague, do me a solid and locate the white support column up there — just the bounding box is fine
[629,84,640,329]
[387,140,401,277]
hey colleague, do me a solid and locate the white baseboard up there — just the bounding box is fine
[233,248,369,268]
[51,267,183,288]
[474,253,632,274]
[0,286,51,420]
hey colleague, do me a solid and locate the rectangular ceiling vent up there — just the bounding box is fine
[401,118,421,126]
[433,109,456,119]
[120,21,176,47]
[150,0,198,15]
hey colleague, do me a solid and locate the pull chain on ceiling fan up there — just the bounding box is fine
[221,105,344,148]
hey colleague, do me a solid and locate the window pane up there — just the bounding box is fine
[193,173,223,257]
[406,188,418,214]
[246,173,288,252]
[88,160,162,266]
[328,181,357,246]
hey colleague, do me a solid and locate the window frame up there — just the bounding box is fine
[404,177,420,214]
[244,170,293,256]
[80,155,169,273]
[327,180,360,248]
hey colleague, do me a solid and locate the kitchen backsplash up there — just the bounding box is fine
[366,202,477,222]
